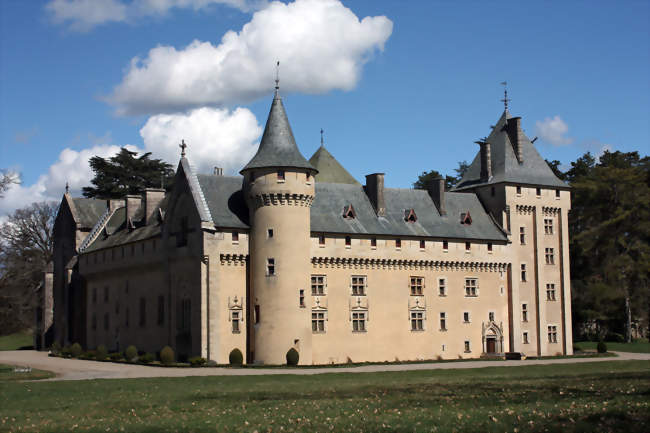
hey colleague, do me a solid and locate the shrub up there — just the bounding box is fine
[61,346,72,357]
[70,343,83,358]
[50,341,61,355]
[229,348,243,366]
[605,332,625,343]
[160,346,175,365]
[125,345,138,362]
[189,356,207,367]
[286,348,299,366]
[109,352,122,361]
[79,351,95,360]
[597,341,608,353]
[96,345,108,361]
[139,353,154,364]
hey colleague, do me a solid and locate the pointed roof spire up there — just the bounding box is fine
[500,81,510,112]
[179,139,187,158]
[320,128,324,147]
[65,181,69,194]
[274,60,280,97]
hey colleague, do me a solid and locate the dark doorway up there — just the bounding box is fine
[486,337,496,353]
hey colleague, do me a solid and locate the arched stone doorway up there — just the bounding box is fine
[482,321,504,354]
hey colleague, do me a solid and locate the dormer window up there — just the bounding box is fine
[277,170,285,181]
[460,211,472,225]
[404,208,417,223]
[343,204,356,219]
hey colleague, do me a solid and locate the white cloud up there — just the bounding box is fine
[535,115,574,146]
[46,0,264,31]
[140,106,262,174]
[108,0,393,115]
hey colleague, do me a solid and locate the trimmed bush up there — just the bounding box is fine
[286,348,299,366]
[109,352,122,361]
[61,346,72,357]
[96,345,108,361]
[79,351,95,360]
[70,343,83,358]
[229,348,243,366]
[189,356,207,367]
[139,352,154,364]
[125,345,138,362]
[605,332,625,343]
[50,341,61,355]
[597,341,608,353]
[160,346,175,365]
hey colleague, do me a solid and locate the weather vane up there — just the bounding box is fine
[320,128,324,146]
[65,181,69,194]
[275,60,280,94]
[179,139,187,158]
[500,81,510,111]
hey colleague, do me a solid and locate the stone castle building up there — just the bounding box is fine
[44,88,573,364]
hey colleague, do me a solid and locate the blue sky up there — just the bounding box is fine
[1,0,648,215]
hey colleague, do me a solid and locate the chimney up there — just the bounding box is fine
[143,188,165,224]
[125,195,141,228]
[478,140,492,181]
[108,198,125,212]
[427,177,446,216]
[505,117,524,163]
[213,167,223,176]
[364,173,386,216]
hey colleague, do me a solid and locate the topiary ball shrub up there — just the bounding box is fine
[286,348,299,366]
[160,346,175,365]
[125,345,138,362]
[50,341,61,355]
[229,348,243,366]
[139,353,154,364]
[109,352,122,361]
[70,343,83,358]
[189,356,207,367]
[96,345,108,361]
[597,341,607,353]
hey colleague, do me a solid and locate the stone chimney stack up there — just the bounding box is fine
[506,117,524,163]
[125,195,141,228]
[108,198,125,212]
[427,177,446,216]
[143,188,165,224]
[478,140,492,181]
[213,167,223,176]
[365,173,386,216]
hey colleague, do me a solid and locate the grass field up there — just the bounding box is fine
[575,340,650,353]
[0,331,33,351]
[0,364,54,382]
[1,361,648,432]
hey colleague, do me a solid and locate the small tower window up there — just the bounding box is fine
[371,237,377,248]
[267,228,274,238]
[318,234,325,245]
[442,240,448,251]
[487,242,493,252]
[343,204,356,219]
[267,258,275,276]
[299,289,305,307]
[555,189,561,198]
[516,186,522,195]
[465,241,471,251]
[395,239,402,249]
[306,172,311,182]
[521,264,527,282]
[232,231,239,243]
[277,170,285,181]
[536,187,541,196]
[419,239,425,249]
[345,236,351,247]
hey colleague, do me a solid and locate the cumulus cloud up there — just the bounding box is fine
[108,0,393,115]
[535,115,574,146]
[46,0,264,31]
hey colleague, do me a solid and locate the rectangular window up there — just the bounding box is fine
[464,340,471,353]
[318,234,324,245]
[555,189,561,198]
[438,278,446,296]
[464,278,478,297]
[544,218,554,234]
[306,172,311,182]
[489,311,495,322]
[104,286,109,303]
[439,312,446,330]
[463,312,470,323]
[277,170,285,181]
[546,283,556,301]
[523,332,529,344]
[395,239,401,249]
[410,311,424,331]
[268,228,274,238]
[516,186,522,195]
[420,239,425,249]
[157,295,165,326]
[139,298,146,327]
[254,305,260,324]
[232,231,239,243]
[231,311,240,333]
[442,240,448,251]
[351,275,366,296]
[267,258,275,276]
[487,242,493,252]
[522,304,528,322]
[410,276,424,296]
[352,311,366,332]
[312,311,326,333]
[521,264,527,282]
[370,237,377,248]
[345,236,351,247]
[311,275,326,295]
[536,187,541,196]
[519,227,526,245]
[548,325,558,343]
[299,289,305,307]
[465,241,471,251]
[545,248,555,265]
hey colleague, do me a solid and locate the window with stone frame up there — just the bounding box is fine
[311,275,326,295]
[438,278,446,296]
[410,311,424,331]
[464,278,478,297]
[370,237,377,248]
[231,310,241,333]
[545,248,555,265]
[443,240,449,250]
[277,170,285,181]
[352,311,366,332]
[464,340,471,353]
[546,283,556,301]
[395,238,402,249]
[523,332,529,344]
[351,275,366,295]
[519,227,526,245]
[463,311,470,323]
[318,234,325,245]
[232,231,239,243]
[548,325,558,343]
[410,276,424,296]
[439,312,447,330]
[522,303,528,322]
[267,258,275,276]
[489,311,495,322]
[312,311,326,333]
[521,264,527,282]
[544,218,554,234]
[299,289,305,307]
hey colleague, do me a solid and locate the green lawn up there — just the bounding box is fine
[0,330,33,351]
[0,364,54,382]
[1,361,649,432]
[575,340,650,353]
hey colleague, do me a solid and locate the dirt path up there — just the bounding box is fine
[1,350,648,381]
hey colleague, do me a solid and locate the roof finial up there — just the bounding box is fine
[65,181,69,194]
[500,81,510,111]
[320,128,324,146]
[179,139,187,158]
[274,60,280,96]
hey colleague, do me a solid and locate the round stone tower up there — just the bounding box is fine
[241,89,317,365]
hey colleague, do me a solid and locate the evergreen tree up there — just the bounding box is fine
[413,161,469,191]
[82,148,174,199]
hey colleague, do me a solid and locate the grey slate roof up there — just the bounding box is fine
[241,93,316,173]
[180,158,212,222]
[454,111,567,190]
[309,145,360,185]
[311,183,507,241]
[71,197,107,229]
[196,174,249,229]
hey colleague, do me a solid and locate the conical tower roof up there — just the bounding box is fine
[308,145,359,185]
[241,92,316,174]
